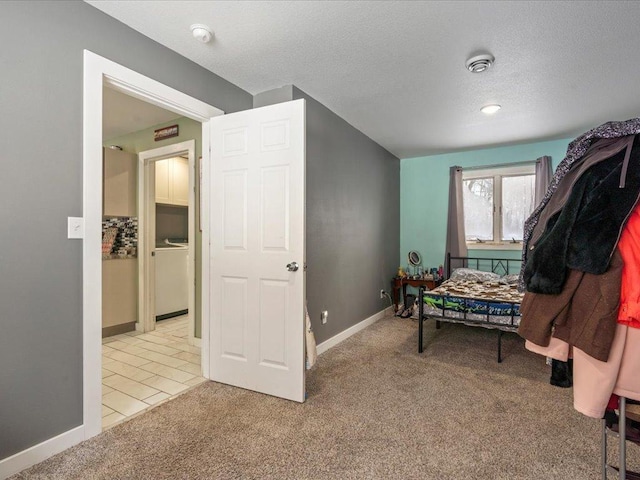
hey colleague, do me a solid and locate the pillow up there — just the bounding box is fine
[500,273,520,285]
[449,268,501,283]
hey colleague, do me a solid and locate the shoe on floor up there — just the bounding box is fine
[550,359,572,388]
[400,306,414,318]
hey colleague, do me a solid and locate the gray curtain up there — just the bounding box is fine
[444,166,467,275]
[534,156,552,206]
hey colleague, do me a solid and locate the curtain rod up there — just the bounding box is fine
[462,159,538,171]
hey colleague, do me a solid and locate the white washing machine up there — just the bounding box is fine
[155,240,188,318]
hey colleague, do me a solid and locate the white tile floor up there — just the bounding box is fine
[101,316,205,430]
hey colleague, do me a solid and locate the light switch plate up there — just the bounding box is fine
[67,217,85,239]
[321,310,328,324]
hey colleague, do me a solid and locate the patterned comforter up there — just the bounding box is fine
[420,278,523,328]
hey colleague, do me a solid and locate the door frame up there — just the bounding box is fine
[83,50,223,439]
[138,140,196,346]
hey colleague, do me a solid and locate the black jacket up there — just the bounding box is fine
[520,119,640,292]
[523,136,640,294]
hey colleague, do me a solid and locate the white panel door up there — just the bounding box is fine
[209,99,305,402]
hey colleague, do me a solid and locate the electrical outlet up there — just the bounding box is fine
[380,289,386,299]
[321,310,328,324]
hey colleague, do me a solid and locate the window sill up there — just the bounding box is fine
[466,242,523,251]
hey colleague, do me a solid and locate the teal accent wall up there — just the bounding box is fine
[400,138,573,272]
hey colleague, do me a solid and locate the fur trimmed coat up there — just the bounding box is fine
[520,118,640,292]
[523,136,640,294]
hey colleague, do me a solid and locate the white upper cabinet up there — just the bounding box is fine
[103,147,137,217]
[155,157,189,207]
[171,157,189,206]
[155,158,171,205]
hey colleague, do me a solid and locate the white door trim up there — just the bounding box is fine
[138,140,196,348]
[200,123,211,357]
[83,50,222,440]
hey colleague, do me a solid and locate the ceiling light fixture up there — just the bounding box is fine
[465,53,495,73]
[480,104,502,115]
[190,24,213,43]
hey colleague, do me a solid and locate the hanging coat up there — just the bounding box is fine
[523,135,640,294]
[519,118,640,292]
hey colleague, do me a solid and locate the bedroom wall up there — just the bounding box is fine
[0,0,251,461]
[291,87,400,344]
[400,138,572,272]
[252,85,400,343]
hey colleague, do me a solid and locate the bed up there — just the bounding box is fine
[417,254,523,362]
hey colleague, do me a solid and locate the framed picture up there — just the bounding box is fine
[154,124,179,141]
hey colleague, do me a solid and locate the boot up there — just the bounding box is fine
[550,359,572,388]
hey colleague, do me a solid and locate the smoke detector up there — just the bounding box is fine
[465,53,495,73]
[191,24,213,43]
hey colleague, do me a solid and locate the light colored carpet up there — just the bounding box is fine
[11,314,639,479]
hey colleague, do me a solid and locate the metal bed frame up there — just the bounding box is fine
[417,253,523,363]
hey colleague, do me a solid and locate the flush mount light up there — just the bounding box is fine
[480,104,502,115]
[190,24,213,43]
[465,53,495,73]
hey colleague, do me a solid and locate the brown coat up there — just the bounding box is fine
[518,250,623,362]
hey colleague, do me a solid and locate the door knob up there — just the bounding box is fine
[286,261,299,272]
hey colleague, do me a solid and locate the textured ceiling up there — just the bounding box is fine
[87,0,640,158]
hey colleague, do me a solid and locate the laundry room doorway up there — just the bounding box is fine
[138,140,197,347]
[84,50,306,441]
[84,50,223,437]
[100,89,207,430]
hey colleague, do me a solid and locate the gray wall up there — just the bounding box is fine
[0,1,251,460]
[292,87,400,343]
[253,85,294,109]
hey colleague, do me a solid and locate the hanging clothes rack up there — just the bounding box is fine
[603,397,640,479]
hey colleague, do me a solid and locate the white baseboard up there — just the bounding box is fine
[316,306,393,355]
[191,336,202,348]
[0,425,84,479]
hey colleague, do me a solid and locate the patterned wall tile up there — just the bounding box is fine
[102,217,138,258]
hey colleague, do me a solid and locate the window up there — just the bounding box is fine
[462,164,536,245]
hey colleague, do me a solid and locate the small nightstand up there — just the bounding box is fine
[391,277,443,312]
